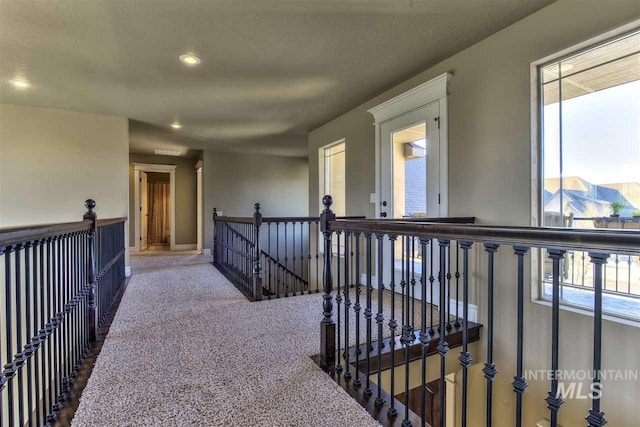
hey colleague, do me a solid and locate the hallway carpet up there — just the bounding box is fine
[71,254,380,426]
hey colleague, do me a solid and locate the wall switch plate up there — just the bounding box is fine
[370,193,377,203]
[217,211,223,216]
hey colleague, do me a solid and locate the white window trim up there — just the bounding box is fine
[529,20,640,326]
[318,139,346,255]
[369,72,450,219]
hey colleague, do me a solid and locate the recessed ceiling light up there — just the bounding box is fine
[170,122,182,129]
[154,149,181,156]
[179,54,201,65]
[8,78,31,89]
[560,63,574,73]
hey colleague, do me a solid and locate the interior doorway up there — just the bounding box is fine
[144,172,171,251]
[133,163,177,252]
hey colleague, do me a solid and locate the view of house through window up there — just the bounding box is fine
[539,30,640,320]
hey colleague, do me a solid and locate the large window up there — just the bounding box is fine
[321,140,346,216]
[538,30,640,321]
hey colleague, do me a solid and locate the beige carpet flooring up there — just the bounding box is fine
[71,254,381,426]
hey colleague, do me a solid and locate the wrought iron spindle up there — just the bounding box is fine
[364,232,373,397]
[420,237,430,427]
[459,241,473,427]
[586,252,609,427]
[546,249,566,427]
[16,243,25,427]
[388,234,398,418]
[400,236,406,327]
[4,245,16,426]
[335,231,342,373]
[429,238,435,335]
[483,243,499,427]
[401,233,413,427]
[316,221,320,293]
[352,232,360,386]
[455,242,461,327]
[343,231,352,381]
[375,233,385,407]
[513,246,530,427]
[438,239,450,427]
[446,243,453,331]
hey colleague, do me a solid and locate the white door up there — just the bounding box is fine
[378,101,444,304]
[140,171,148,251]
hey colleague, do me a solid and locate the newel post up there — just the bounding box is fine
[320,195,336,368]
[253,203,263,301]
[212,208,218,264]
[83,199,98,343]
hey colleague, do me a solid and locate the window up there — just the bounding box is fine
[537,30,640,321]
[321,140,346,216]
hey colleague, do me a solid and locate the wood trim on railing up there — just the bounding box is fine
[328,220,640,254]
[214,215,365,223]
[0,217,127,247]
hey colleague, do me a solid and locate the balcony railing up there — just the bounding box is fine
[318,195,640,427]
[0,200,126,426]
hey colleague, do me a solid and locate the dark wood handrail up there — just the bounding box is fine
[214,215,366,223]
[0,217,127,247]
[328,219,640,254]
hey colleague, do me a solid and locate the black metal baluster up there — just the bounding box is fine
[316,221,320,293]
[375,233,385,407]
[458,241,473,427]
[513,246,530,427]
[438,239,450,427]
[420,237,430,427]
[401,234,413,427]
[15,243,25,427]
[400,236,406,328]
[410,237,416,331]
[546,249,566,427]
[292,222,297,296]
[388,234,398,418]
[483,243,499,427]
[300,222,304,293]
[364,232,373,397]
[307,222,312,294]
[455,242,461,327]
[352,232,361,386]
[39,240,47,426]
[343,231,352,382]
[267,224,272,298]
[586,252,609,427]
[4,245,16,427]
[24,241,34,427]
[276,222,281,297]
[335,231,342,373]
[429,239,435,335]
[446,243,453,331]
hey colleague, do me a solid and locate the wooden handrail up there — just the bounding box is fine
[214,215,366,223]
[328,219,640,254]
[0,217,127,247]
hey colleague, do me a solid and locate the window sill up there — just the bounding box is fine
[531,298,640,329]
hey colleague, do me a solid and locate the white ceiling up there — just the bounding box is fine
[0,0,555,157]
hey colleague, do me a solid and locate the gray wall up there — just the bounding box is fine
[308,1,640,426]
[128,154,199,246]
[203,150,308,249]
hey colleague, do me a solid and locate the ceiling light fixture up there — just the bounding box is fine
[8,78,31,89]
[179,54,201,65]
[170,122,182,129]
[154,149,181,156]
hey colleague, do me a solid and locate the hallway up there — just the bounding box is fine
[71,254,378,426]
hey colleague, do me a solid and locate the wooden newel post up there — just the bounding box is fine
[320,195,336,368]
[253,203,263,301]
[83,199,98,343]
[212,208,218,264]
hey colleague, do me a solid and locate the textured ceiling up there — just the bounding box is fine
[0,0,555,157]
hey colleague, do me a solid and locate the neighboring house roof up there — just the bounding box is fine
[544,180,638,217]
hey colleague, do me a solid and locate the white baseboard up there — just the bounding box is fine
[173,244,197,251]
[203,248,211,256]
[125,266,132,277]
[129,246,139,254]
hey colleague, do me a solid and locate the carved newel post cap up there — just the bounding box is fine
[322,195,333,210]
[254,203,261,212]
[84,199,96,211]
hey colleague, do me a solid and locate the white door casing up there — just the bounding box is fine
[195,160,203,253]
[140,171,148,251]
[133,163,177,251]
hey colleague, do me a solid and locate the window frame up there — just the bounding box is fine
[318,138,346,255]
[530,21,640,326]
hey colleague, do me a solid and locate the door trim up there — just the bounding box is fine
[369,72,451,219]
[195,160,203,254]
[133,163,177,251]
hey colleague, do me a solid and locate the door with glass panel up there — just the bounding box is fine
[379,101,442,304]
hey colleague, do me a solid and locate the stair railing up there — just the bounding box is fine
[318,194,640,427]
